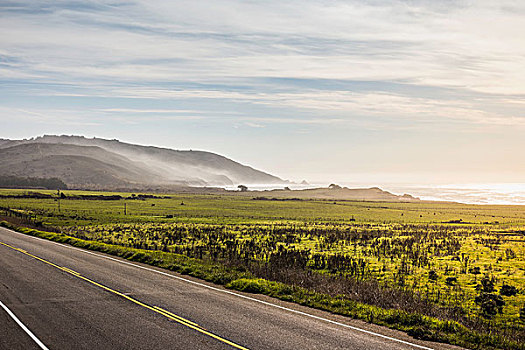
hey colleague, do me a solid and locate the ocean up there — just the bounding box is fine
[383,183,525,205]
[223,183,525,205]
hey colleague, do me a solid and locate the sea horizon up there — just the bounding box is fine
[222,182,525,205]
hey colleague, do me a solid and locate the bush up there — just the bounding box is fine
[469,266,481,274]
[428,270,438,280]
[478,276,495,293]
[407,326,434,340]
[500,284,518,297]
[227,278,271,294]
[475,293,505,318]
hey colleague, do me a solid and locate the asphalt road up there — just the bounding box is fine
[0,227,463,350]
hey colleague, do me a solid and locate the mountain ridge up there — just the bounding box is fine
[0,135,420,202]
[0,135,286,189]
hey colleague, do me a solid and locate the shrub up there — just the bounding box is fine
[407,326,434,340]
[428,270,438,281]
[469,266,481,274]
[475,293,505,318]
[478,276,495,293]
[227,278,273,294]
[500,284,518,297]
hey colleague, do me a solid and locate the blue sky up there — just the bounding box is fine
[1,0,524,184]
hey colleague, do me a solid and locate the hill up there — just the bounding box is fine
[0,135,421,202]
[236,185,420,202]
[0,135,285,189]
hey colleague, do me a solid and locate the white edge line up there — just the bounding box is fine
[3,228,434,350]
[0,299,50,350]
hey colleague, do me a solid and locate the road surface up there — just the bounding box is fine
[0,227,463,350]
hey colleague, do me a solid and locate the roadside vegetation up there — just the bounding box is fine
[1,188,524,349]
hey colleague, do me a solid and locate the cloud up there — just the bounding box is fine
[1,0,525,182]
[1,1,524,94]
[240,116,345,125]
[0,106,103,126]
[243,122,264,128]
[98,108,203,114]
[90,86,525,128]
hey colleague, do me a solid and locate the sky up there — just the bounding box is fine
[1,0,524,184]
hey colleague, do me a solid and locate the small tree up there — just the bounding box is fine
[238,185,248,192]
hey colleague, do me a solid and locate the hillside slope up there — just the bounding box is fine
[0,136,285,189]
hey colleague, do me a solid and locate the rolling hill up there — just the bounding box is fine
[0,135,421,201]
[243,186,420,202]
[0,135,285,189]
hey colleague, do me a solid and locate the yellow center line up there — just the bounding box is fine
[60,267,80,276]
[153,306,203,329]
[0,241,250,350]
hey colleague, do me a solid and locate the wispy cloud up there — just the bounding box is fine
[98,108,204,114]
[95,87,525,128]
[243,122,265,128]
[1,1,525,181]
[2,1,524,94]
[0,106,103,126]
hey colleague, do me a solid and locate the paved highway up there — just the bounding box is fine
[0,227,463,350]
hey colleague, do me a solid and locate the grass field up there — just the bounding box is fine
[1,188,524,349]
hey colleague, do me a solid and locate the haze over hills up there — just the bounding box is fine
[0,135,286,189]
[0,135,420,201]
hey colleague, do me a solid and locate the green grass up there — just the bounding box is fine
[1,188,525,349]
[2,188,525,226]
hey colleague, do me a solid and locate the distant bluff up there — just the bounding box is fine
[0,135,286,190]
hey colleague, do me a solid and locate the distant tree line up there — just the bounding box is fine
[0,175,67,190]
